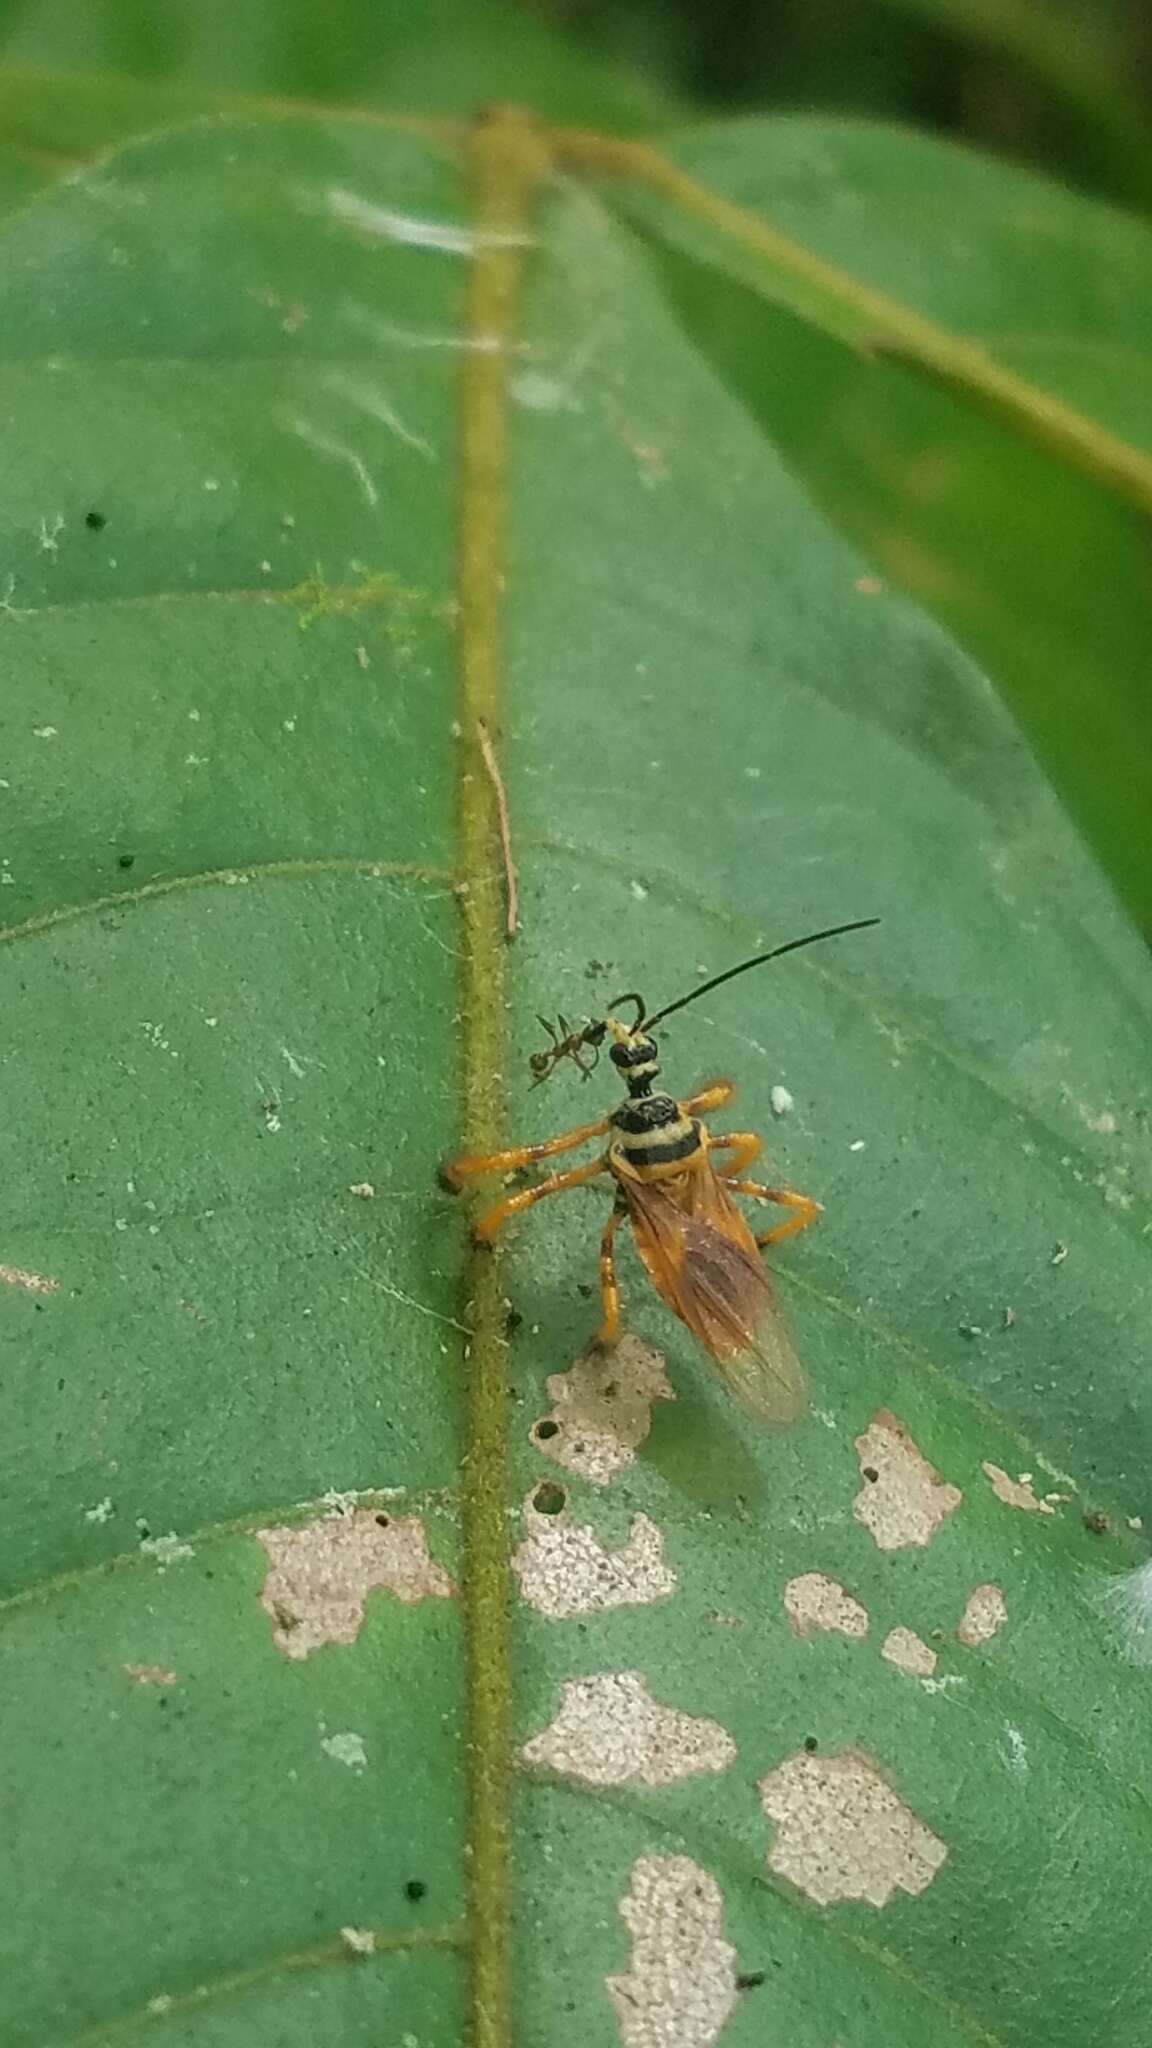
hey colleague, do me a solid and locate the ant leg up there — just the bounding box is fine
[595,1203,627,1346]
[441,1114,611,1191]
[709,1130,762,1177]
[472,1157,607,1244]
[726,1179,822,1247]
[681,1078,735,1118]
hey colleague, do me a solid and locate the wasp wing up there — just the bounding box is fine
[621,1167,807,1426]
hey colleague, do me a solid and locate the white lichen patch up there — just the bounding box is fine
[340,1926,376,1956]
[881,1628,937,1678]
[981,1462,1055,1515]
[521,1671,736,1787]
[533,1335,674,1486]
[258,1509,454,1659]
[513,1494,676,1619]
[321,1730,367,1771]
[784,1573,869,1640]
[956,1583,1008,1648]
[853,1412,962,1551]
[759,1750,947,1907]
[606,1855,739,2048]
[920,1673,966,1697]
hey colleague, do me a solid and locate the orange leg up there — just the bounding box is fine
[471,1156,607,1244]
[725,1178,822,1247]
[709,1129,762,1177]
[681,1079,734,1118]
[595,1204,626,1346]
[442,1114,610,1191]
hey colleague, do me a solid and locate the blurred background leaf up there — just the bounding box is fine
[595,116,1152,928]
[0,0,669,125]
[558,0,1152,213]
[1,0,1151,212]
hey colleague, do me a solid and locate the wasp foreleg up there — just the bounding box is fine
[441,1114,611,1192]
[470,1156,608,1244]
[681,1079,735,1117]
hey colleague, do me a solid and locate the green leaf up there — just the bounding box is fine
[1,103,1150,2048]
[579,115,1152,929]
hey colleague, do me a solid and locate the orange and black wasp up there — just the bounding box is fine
[443,918,878,1423]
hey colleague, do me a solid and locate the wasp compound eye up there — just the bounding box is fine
[609,1035,658,1069]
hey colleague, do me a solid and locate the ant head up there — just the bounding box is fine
[528,1014,607,1086]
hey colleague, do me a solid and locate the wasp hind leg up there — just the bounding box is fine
[471,1156,607,1245]
[726,1178,822,1247]
[594,1199,627,1346]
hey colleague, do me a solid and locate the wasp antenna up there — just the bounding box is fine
[642,918,880,1030]
[606,991,646,1029]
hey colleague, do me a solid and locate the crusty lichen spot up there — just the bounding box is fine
[606,1855,738,2048]
[533,1334,674,1486]
[0,1261,58,1295]
[853,1411,962,1551]
[784,1572,869,1640]
[881,1627,937,1678]
[258,1509,454,1659]
[521,1671,736,1787]
[981,1462,1055,1515]
[957,1583,1008,1647]
[513,1492,676,1619]
[759,1750,947,1907]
